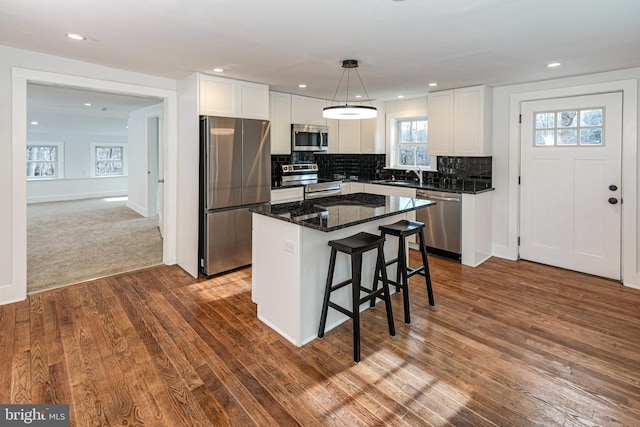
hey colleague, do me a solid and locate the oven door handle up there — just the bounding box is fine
[306,188,343,199]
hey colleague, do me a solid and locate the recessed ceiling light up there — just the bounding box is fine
[84,103,92,107]
[30,121,38,125]
[547,62,562,68]
[65,33,86,41]
[428,82,438,87]
[213,68,224,73]
[298,84,307,88]
[355,94,362,98]
[397,95,405,99]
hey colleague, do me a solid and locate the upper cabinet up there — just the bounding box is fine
[269,92,292,155]
[427,85,492,156]
[199,73,269,120]
[291,95,326,126]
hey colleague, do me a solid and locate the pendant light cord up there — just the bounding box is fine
[328,61,373,107]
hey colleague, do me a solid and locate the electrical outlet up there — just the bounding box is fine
[284,240,295,254]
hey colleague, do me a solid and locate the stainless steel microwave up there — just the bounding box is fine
[291,124,328,151]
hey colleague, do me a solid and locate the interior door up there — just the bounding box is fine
[519,92,622,280]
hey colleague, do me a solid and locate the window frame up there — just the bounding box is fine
[386,111,436,171]
[533,107,605,147]
[26,142,65,180]
[91,143,127,177]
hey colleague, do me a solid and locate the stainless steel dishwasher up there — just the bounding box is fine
[416,189,462,260]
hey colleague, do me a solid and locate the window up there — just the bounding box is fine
[395,117,433,169]
[94,145,124,176]
[27,143,63,179]
[535,108,604,146]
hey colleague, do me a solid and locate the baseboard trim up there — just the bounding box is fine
[27,191,127,204]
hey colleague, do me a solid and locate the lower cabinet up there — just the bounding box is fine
[461,191,493,267]
[271,187,304,204]
[341,182,364,195]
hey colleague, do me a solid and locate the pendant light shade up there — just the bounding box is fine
[323,59,377,120]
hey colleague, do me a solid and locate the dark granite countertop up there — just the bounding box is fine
[252,193,435,232]
[272,179,494,194]
[355,179,495,194]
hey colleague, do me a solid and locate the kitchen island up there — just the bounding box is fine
[251,193,434,346]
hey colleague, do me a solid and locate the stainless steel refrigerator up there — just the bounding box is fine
[199,116,271,277]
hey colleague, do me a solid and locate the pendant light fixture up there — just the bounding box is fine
[323,59,377,120]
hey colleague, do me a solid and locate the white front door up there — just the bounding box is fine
[519,92,622,280]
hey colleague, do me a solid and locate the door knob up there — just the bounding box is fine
[608,197,618,205]
[158,179,165,183]
[609,185,618,191]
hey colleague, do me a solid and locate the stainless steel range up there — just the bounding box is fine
[281,163,342,199]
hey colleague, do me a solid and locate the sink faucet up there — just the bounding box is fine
[411,168,424,185]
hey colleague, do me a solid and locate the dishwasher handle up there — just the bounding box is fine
[426,195,461,202]
[416,190,461,202]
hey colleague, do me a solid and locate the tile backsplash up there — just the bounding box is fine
[271,154,492,186]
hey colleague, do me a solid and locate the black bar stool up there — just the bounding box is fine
[374,219,435,324]
[318,231,396,363]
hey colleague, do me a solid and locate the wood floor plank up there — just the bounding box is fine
[3,254,639,426]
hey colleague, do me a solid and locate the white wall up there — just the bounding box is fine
[127,103,163,216]
[27,127,128,202]
[491,67,639,288]
[1,45,179,305]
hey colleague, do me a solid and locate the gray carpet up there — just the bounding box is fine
[27,197,163,293]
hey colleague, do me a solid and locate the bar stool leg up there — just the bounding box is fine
[418,230,435,306]
[376,243,396,337]
[318,248,337,338]
[397,236,411,324]
[351,252,363,363]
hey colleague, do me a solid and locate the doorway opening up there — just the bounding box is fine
[25,83,165,292]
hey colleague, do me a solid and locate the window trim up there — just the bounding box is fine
[90,143,128,177]
[533,107,605,147]
[386,110,436,171]
[26,142,65,180]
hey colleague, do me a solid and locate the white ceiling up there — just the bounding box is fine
[4,0,640,102]
[27,84,162,136]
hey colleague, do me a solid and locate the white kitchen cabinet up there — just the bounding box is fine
[427,85,492,156]
[239,81,270,119]
[271,187,304,204]
[342,182,364,195]
[269,92,292,154]
[291,95,326,126]
[338,119,360,153]
[199,73,269,119]
[359,117,378,153]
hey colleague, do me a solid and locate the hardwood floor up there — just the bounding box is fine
[1,254,639,426]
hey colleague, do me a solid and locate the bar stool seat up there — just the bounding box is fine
[375,219,435,324]
[318,231,395,363]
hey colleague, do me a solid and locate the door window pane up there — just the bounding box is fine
[580,109,603,126]
[580,128,602,145]
[557,130,577,145]
[536,130,555,146]
[558,111,577,127]
[535,112,555,129]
